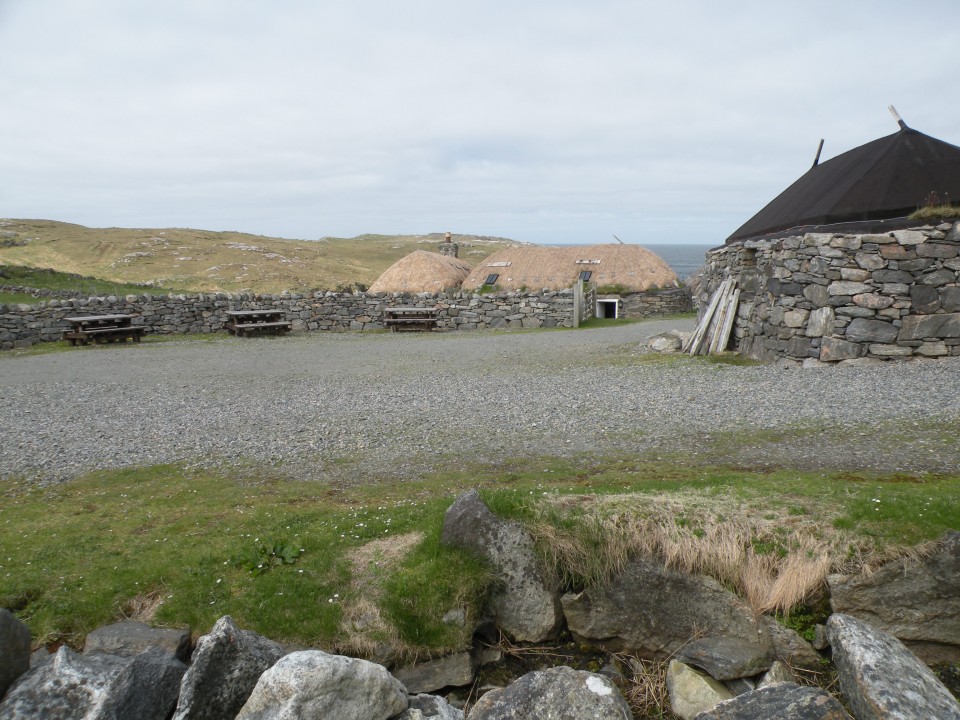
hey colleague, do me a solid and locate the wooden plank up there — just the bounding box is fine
[714,288,740,353]
[685,279,728,355]
[707,280,736,354]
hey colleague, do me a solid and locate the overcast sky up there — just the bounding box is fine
[1,1,958,245]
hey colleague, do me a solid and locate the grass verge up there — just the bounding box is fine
[1,457,956,661]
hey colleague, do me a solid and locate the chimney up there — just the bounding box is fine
[438,232,459,258]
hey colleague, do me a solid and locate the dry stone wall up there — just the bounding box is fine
[696,220,960,362]
[0,286,692,350]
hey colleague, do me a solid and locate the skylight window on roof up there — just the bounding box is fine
[484,274,499,285]
[575,260,601,264]
[487,261,512,267]
[578,270,592,282]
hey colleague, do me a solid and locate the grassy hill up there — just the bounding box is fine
[0,219,520,294]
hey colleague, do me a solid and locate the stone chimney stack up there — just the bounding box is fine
[438,231,459,258]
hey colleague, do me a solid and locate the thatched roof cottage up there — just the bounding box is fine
[461,244,678,292]
[368,250,472,294]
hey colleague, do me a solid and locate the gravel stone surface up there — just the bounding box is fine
[2,320,959,485]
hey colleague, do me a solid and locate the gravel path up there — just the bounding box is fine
[2,320,959,484]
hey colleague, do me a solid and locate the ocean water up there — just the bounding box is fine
[642,244,714,280]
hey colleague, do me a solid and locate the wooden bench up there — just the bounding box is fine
[383,307,438,332]
[224,310,292,337]
[63,315,145,346]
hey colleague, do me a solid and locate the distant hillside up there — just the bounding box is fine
[0,219,521,293]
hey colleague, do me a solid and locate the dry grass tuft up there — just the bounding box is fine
[528,489,926,616]
[620,656,675,719]
[119,588,166,622]
[337,532,424,660]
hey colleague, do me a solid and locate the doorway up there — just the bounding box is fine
[596,299,618,319]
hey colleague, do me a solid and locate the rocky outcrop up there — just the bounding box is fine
[466,666,632,719]
[828,531,960,662]
[560,558,770,657]
[666,660,734,720]
[0,609,31,697]
[172,615,285,720]
[0,645,127,719]
[393,652,475,694]
[83,620,192,663]
[89,646,187,720]
[235,650,407,720]
[693,683,851,719]
[827,613,960,720]
[395,693,464,720]
[441,489,561,642]
[676,637,773,681]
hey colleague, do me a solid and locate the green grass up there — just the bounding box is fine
[0,291,38,305]
[0,264,174,298]
[908,205,960,221]
[1,457,956,656]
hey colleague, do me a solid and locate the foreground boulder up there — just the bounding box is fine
[561,558,770,657]
[441,489,561,642]
[0,645,127,719]
[172,615,285,720]
[466,665,631,719]
[83,620,192,663]
[394,693,464,720]
[694,682,851,719]
[0,608,31,697]
[827,613,960,720]
[827,531,960,662]
[676,637,773,681]
[666,660,734,720]
[235,650,407,720]
[393,652,475,694]
[89,646,187,720]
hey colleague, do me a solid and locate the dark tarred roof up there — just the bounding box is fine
[727,126,960,242]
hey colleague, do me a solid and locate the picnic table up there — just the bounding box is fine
[224,309,292,337]
[62,314,145,346]
[383,306,438,332]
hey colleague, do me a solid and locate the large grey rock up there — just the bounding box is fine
[172,615,285,720]
[394,693,464,720]
[756,660,795,689]
[89,646,187,720]
[898,312,960,341]
[0,608,31,697]
[466,665,631,720]
[84,620,191,663]
[764,618,824,669]
[844,318,898,343]
[805,307,835,337]
[675,637,772,681]
[827,532,960,662]
[561,558,770,658]
[393,652,474,693]
[235,650,407,720]
[693,682,851,719]
[666,660,733,720]
[441,490,561,642]
[827,613,960,720]
[0,645,127,719]
[820,337,862,362]
[647,331,684,352]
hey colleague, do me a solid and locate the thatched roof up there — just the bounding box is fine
[728,124,960,242]
[461,244,678,292]
[368,250,472,293]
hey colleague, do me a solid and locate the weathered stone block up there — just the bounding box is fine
[900,258,935,272]
[917,242,959,259]
[783,309,808,328]
[802,284,830,307]
[872,269,914,284]
[819,337,861,362]
[844,318,898,343]
[921,268,957,287]
[917,341,948,356]
[805,307,834,338]
[852,293,893,310]
[880,244,914,260]
[828,281,871,296]
[854,252,886,271]
[840,268,871,282]
[941,287,960,312]
[893,229,928,245]
[868,344,912,357]
[910,285,941,314]
[898,313,960,341]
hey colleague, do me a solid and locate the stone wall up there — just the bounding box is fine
[1,284,695,350]
[695,220,960,362]
[620,287,692,318]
